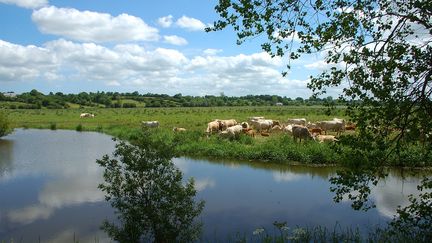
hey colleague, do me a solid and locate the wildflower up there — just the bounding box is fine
[253,227,265,235]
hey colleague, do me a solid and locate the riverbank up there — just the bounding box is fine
[5,107,432,168]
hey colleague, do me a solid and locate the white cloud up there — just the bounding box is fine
[175,15,206,31]
[0,39,315,97]
[0,39,57,82]
[163,35,188,46]
[157,15,173,28]
[203,48,222,56]
[32,6,159,42]
[0,0,47,9]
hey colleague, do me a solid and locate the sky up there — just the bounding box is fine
[0,0,328,97]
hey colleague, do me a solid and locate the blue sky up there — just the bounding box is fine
[0,0,327,97]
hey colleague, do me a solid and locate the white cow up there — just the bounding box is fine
[80,113,94,118]
[142,121,159,128]
[314,135,339,143]
[317,119,345,135]
[287,118,307,126]
[219,125,243,139]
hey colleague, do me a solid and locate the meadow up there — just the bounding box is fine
[5,106,430,167]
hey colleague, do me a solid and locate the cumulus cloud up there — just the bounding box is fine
[163,35,188,46]
[175,15,206,31]
[157,15,173,28]
[32,6,159,42]
[0,39,57,82]
[203,48,222,56]
[0,38,314,97]
[0,0,47,9]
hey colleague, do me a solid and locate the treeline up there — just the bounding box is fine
[0,89,344,109]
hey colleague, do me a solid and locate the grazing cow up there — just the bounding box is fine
[80,113,94,118]
[218,119,238,130]
[306,122,319,129]
[226,125,243,138]
[253,119,277,132]
[260,132,270,137]
[248,117,265,122]
[271,125,284,133]
[206,120,221,134]
[245,129,256,137]
[292,125,313,142]
[317,119,345,135]
[314,135,339,143]
[283,124,293,134]
[287,118,307,126]
[345,124,356,131]
[141,121,159,128]
[219,125,243,139]
[241,122,249,129]
[173,127,186,132]
[309,128,323,135]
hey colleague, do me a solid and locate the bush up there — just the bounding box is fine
[76,124,83,132]
[50,123,57,130]
[0,110,11,137]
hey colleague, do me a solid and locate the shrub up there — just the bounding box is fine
[76,124,83,132]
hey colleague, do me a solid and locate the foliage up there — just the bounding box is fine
[209,0,431,156]
[0,110,11,138]
[96,129,205,243]
[1,89,347,108]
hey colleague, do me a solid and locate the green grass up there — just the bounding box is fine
[5,106,430,167]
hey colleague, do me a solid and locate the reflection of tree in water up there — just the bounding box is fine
[0,139,14,177]
[97,131,204,243]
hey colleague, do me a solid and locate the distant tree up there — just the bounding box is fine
[97,130,204,242]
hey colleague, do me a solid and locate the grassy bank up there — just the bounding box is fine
[5,106,431,167]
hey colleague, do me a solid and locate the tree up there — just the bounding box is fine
[209,0,431,151]
[0,110,11,138]
[97,130,204,243]
[208,0,431,237]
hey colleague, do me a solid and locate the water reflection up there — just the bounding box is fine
[0,129,115,242]
[0,138,13,176]
[0,129,429,241]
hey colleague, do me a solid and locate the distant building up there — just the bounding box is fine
[2,92,17,98]
[275,102,283,106]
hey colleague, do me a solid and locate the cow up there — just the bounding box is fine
[283,124,293,134]
[80,113,94,118]
[260,132,270,137]
[219,125,243,139]
[141,121,159,128]
[316,119,345,135]
[271,125,284,133]
[218,119,238,130]
[173,127,187,132]
[241,122,250,129]
[292,125,313,142]
[314,135,339,143]
[252,119,278,132]
[206,120,221,135]
[309,128,323,135]
[287,118,307,126]
[225,124,243,139]
[245,129,256,137]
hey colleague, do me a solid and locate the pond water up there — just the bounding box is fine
[0,129,426,242]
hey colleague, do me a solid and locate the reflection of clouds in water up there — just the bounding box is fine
[272,171,303,182]
[7,175,105,224]
[8,205,52,224]
[194,178,216,192]
[371,175,423,218]
[174,157,189,173]
[1,130,114,225]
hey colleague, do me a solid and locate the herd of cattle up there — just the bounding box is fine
[204,117,352,143]
[141,116,354,143]
[81,113,353,143]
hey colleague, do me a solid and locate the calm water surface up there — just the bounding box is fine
[0,129,426,242]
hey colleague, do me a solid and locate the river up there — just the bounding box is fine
[0,129,426,242]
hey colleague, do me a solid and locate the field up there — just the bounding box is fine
[5,106,430,167]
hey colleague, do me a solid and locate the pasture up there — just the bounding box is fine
[5,106,430,167]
